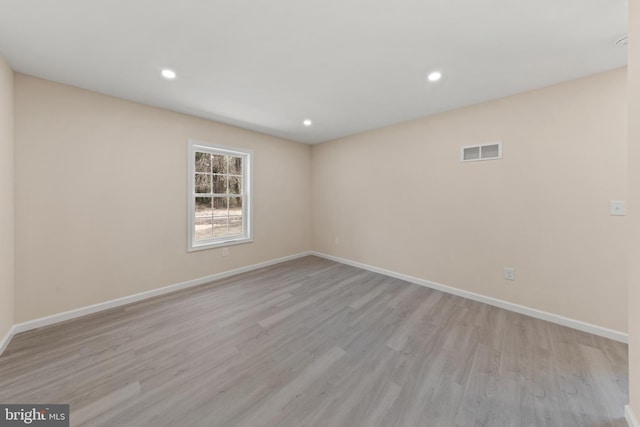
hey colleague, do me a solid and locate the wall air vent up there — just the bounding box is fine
[461,142,502,162]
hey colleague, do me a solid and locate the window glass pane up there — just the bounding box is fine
[195,174,211,193]
[229,216,243,236]
[195,152,211,173]
[212,155,227,174]
[213,217,228,237]
[195,217,213,240]
[195,197,212,216]
[213,197,228,216]
[228,156,242,175]
[228,197,242,216]
[212,175,227,194]
[228,176,242,194]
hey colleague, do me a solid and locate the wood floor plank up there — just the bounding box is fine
[229,346,346,427]
[71,382,141,426]
[0,256,629,427]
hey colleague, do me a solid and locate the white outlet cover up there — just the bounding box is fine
[504,267,515,281]
[610,201,626,216]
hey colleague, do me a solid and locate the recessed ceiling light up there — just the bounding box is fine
[161,69,177,79]
[427,71,442,82]
[303,119,312,126]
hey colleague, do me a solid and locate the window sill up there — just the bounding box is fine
[188,237,253,252]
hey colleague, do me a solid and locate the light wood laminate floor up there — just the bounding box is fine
[0,256,629,426]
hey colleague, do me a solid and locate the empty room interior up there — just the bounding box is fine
[1,0,639,426]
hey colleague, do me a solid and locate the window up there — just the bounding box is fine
[188,140,253,251]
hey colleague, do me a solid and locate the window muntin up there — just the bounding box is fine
[188,140,252,251]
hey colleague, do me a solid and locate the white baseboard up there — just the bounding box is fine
[311,251,628,343]
[627,405,640,427]
[0,324,17,356]
[1,251,312,354]
[1,249,628,357]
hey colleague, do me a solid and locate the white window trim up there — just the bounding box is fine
[187,139,254,252]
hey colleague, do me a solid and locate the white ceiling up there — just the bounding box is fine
[0,0,628,144]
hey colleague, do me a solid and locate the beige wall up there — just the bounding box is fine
[628,0,640,419]
[13,75,311,323]
[0,55,14,338]
[312,68,628,332]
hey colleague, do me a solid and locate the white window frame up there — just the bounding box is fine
[188,139,253,252]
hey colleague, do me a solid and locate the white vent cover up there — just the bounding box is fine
[461,142,502,162]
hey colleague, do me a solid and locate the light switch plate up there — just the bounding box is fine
[610,201,626,216]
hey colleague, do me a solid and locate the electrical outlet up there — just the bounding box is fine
[222,247,229,257]
[504,267,515,281]
[334,236,340,245]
